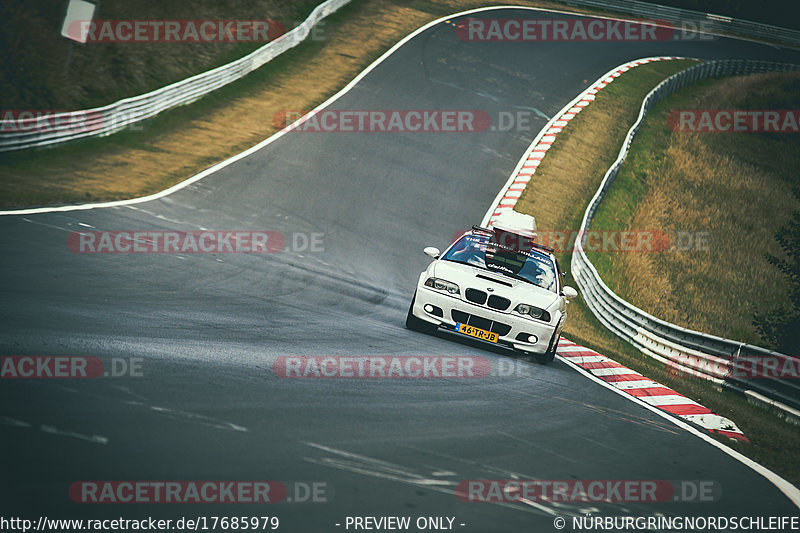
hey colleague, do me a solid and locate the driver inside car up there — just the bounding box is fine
[446,236,486,266]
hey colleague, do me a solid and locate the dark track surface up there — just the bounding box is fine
[2,8,800,531]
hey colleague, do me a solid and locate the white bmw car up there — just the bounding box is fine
[406,214,578,364]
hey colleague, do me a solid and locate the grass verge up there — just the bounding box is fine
[0,0,327,110]
[588,72,800,350]
[0,0,606,209]
[515,61,800,485]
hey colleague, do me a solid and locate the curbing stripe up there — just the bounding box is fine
[603,373,662,382]
[556,339,800,507]
[556,336,746,439]
[478,54,750,443]
[637,395,703,407]
[614,380,665,390]
[481,56,680,228]
[589,367,642,377]
[626,387,678,397]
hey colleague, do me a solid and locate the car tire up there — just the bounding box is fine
[406,292,438,334]
[534,333,560,365]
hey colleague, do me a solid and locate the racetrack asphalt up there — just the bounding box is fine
[2,7,800,531]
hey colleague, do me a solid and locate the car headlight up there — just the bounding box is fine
[424,277,460,296]
[514,303,551,322]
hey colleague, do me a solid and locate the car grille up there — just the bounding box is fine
[487,295,511,311]
[464,288,510,311]
[465,288,487,305]
[452,310,512,337]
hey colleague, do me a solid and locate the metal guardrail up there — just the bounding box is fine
[562,0,800,47]
[3,0,797,152]
[0,0,352,153]
[570,59,800,415]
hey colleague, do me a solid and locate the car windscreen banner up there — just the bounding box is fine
[484,246,527,276]
[485,228,535,276]
[491,227,535,253]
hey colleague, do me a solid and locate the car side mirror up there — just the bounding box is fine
[424,247,440,259]
[562,286,578,299]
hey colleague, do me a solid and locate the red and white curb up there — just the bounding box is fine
[558,338,748,442]
[480,55,748,442]
[483,56,681,227]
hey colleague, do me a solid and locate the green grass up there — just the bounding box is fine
[0,0,328,110]
[515,60,800,485]
[589,73,800,348]
[0,0,617,209]
[0,3,360,208]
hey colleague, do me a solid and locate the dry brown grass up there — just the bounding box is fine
[513,59,698,351]
[512,63,800,483]
[0,0,319,110]
[0,0,618,209]
[1,1,423,207]
[593,72,800,346]
[615,135,793,336]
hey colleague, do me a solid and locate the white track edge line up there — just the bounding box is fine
[477,46,800,504]
[557,354,800,508]
[2,3,760,217]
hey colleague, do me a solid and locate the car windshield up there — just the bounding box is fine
[442,233,558,292]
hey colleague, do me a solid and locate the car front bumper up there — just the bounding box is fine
[412,285,558,355]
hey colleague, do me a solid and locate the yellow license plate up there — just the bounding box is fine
[455,323,498,343]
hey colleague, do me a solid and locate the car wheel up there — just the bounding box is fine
[545,333,561,363]
[405,292,438,334]
[534,333,560,365]
[534,352,549,365]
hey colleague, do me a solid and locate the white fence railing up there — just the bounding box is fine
[3,0,798,152]
[563,0,800,46]
[0,0,352,153]
[570,59,800,415]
